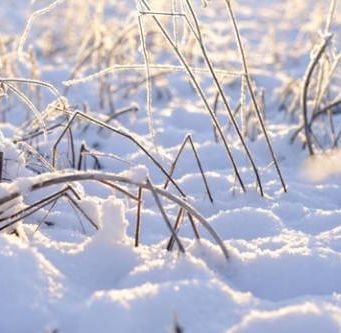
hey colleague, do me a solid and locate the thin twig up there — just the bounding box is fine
[163,134,213,203]
[31,199,58,238]
[222,0,287,192]
[0,172,229,261]
[187,212,200,239]
[52,110,185,196]
[301,34,332,155]
[0,152,3,183]
[147,178,185,253]
[138,2,246,193]
[167,207,185,251]
[135,185,143,247]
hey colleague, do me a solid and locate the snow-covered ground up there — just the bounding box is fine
[1,0,341,332]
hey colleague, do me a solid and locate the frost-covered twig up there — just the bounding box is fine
[137,14,157,151]
[63,64,243,87]
[4,82,47,140]
[138,1,246,193]
[0,171,229,261]
[0,77,65,109]
[301,34,333,155]
[18,0,67,61]
[52,110,185,196]
[222,0,286,192]
[0,185,98,232]
[182,0,263,194]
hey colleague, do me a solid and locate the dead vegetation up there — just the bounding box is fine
[3,0,326,262]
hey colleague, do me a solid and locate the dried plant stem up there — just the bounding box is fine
[135,185,143,247]
[82,150,129,166]
[187,212,200,239]
[0,187,71,224]
[99,180,140,202]
[65,196,87,234]
[325,0,337,33]
[64,192,98,230]
[0,77,64,108]
[301,34,332,155]
[138,1,246,193]
[138,15,157,149]
[312,54,341,136]
[291,99,341,143]
[0,152,3,183]
[212,92,220,142]
[163,134,213,203]
[167,207,185,251]
[77,143,101,171]
[63,63,243,87]
[0,187,98,232]
[181,1,264,195]
[4,82,46,138]
[32,199,58,237]
[67,126,76,168]
[0,172,229,261]
[18,141,54,172]
[14,122,64,143]
[223,0,286,192]
[103,105,139,125]
[112,70,172,97]
[77,143,87,171]
[18,0,67,61]
[52,111,185,196]
[147,178,185,253]
[335,129,341,146]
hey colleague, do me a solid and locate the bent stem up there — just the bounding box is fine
[138,1,246,193]
[147,178,185,253]
[52,110,185,196]
[164,134,214,203]
[222,0,286,192]
[0,171,229,261]
[301,34,332,155]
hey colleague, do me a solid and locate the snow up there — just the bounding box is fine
[228,303,341,333]
[1,0,341,332]
[303,149,341,182]
[97,195,129,242]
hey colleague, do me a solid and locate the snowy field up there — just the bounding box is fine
[1,0,341,332]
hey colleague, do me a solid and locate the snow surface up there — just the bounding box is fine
[1,0,341,332]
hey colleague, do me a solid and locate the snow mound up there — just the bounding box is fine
[228,303,341,333]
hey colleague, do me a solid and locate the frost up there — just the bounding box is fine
[1,0,341,332]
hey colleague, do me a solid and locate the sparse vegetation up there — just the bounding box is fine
[0,0,340,332]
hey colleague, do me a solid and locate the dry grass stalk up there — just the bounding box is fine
[0,171,229,261]
[52,110,185,196]
[163,134,213,203]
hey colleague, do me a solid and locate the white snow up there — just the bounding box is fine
[0,0,341,332]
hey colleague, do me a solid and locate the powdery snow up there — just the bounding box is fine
[0,0,341,332]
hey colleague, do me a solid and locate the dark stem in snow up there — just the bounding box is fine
[164,134,213,203]
[0,172,229,261]
[52,110,185,196]
[138,1,246,194]
[135,185,143,247]
[301,34,332,156]
[147,178,186,254]
[222,0,287,192]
